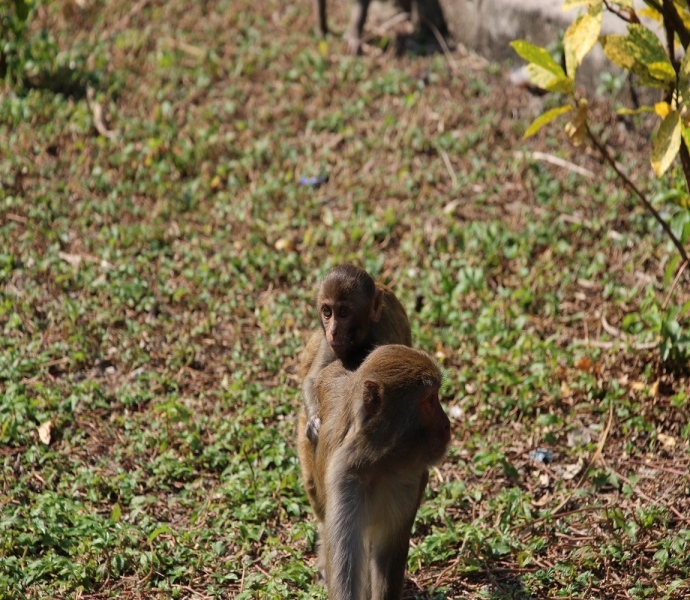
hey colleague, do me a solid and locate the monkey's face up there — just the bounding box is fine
[320,301,366,359]
[418,387,451,461]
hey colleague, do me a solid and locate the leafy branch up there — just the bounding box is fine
[511,0,690,277]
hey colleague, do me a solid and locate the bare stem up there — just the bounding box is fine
[585,123,690,268]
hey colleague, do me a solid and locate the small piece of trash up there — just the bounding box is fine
[529,448,553,464]
[299,175,329,187]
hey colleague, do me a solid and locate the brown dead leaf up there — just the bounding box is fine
[658,433,676,448]
[58,252,83,268]
[37,421,53,445]
[649,380,660,398]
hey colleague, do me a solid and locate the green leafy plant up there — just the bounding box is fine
[511,0,690,270]
[1,0,34,84]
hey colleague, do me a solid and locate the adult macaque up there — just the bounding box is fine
[297,344,451,598]
[299,264,411,444]
[314,0,447,56]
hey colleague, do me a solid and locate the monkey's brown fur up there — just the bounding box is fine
[298,345,451,600]
[299,264,411,445]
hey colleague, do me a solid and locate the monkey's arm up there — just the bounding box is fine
[323,448,367,600]
[301,334,335,444]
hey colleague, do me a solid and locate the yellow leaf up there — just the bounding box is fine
[611,0,634,8]
[638,7,662,22]
[563,2,603,78]
[616,106,655,115]
[525,64,574,94]
[210,175,221,190]
[318,39,328,56]
[524,105,573,138]
[648,61,676,83]
[600,34,635,71]
[655,101,670,118]
[562,0,597,10]
[651,110,681,176]
[565,98,588,147]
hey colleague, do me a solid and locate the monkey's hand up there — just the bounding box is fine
[306,416,321,445]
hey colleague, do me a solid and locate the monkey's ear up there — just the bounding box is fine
[363,380,382,416]
[370,288,384,323]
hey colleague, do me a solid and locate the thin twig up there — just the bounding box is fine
[586,124,690,272]
[515,151,594,178]
[602,0,639,23]
[440,149,457,188]
[662,260,688,309]
[576,403,614,488]
[570,339,659,350]
[419,15,460,76]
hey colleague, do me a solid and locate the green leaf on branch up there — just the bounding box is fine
[600,34,636,70]
[628,24,675,81]
[651,110,681,177]
[612,0,634,7]
[600,27,674,89]
[563,1,603,78]
[524,105,573,138]
[679,51,690,98]
[525,65,574,93]
[510,40,565,76]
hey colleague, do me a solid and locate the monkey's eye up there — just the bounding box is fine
[322,306,332,318]
[338,307,349,318]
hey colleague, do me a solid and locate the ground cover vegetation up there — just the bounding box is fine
[1,0,689,598]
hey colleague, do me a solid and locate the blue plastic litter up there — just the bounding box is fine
[529,448,553,464]
[299,175,329,187]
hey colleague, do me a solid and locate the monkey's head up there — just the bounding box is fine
[357,345,451,466]
[318,264,383,360]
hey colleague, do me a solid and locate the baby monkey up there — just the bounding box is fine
[299,264,411,444]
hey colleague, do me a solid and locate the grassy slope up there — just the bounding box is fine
[1,0,689,598]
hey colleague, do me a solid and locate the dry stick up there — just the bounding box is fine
[548,404,614,517]
[586,124,690,273]
[662,259,689,309]
[515,150,595,178]
[575,403,614,488]
[613,471,689,522]
[440,149,458,188]
[419,15,460,76]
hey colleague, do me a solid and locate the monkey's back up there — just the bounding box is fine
[376,284,412,347]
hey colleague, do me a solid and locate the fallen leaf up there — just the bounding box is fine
[658,433,676,448]
[561,457,584,480]
[274,238,293,251]
[630,381,646,391]
[576,357,592,372]
[649,380,659,397]
[37,421,53,445]
[58,252,82,267]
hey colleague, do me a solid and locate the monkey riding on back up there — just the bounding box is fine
[299,264,412,445]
